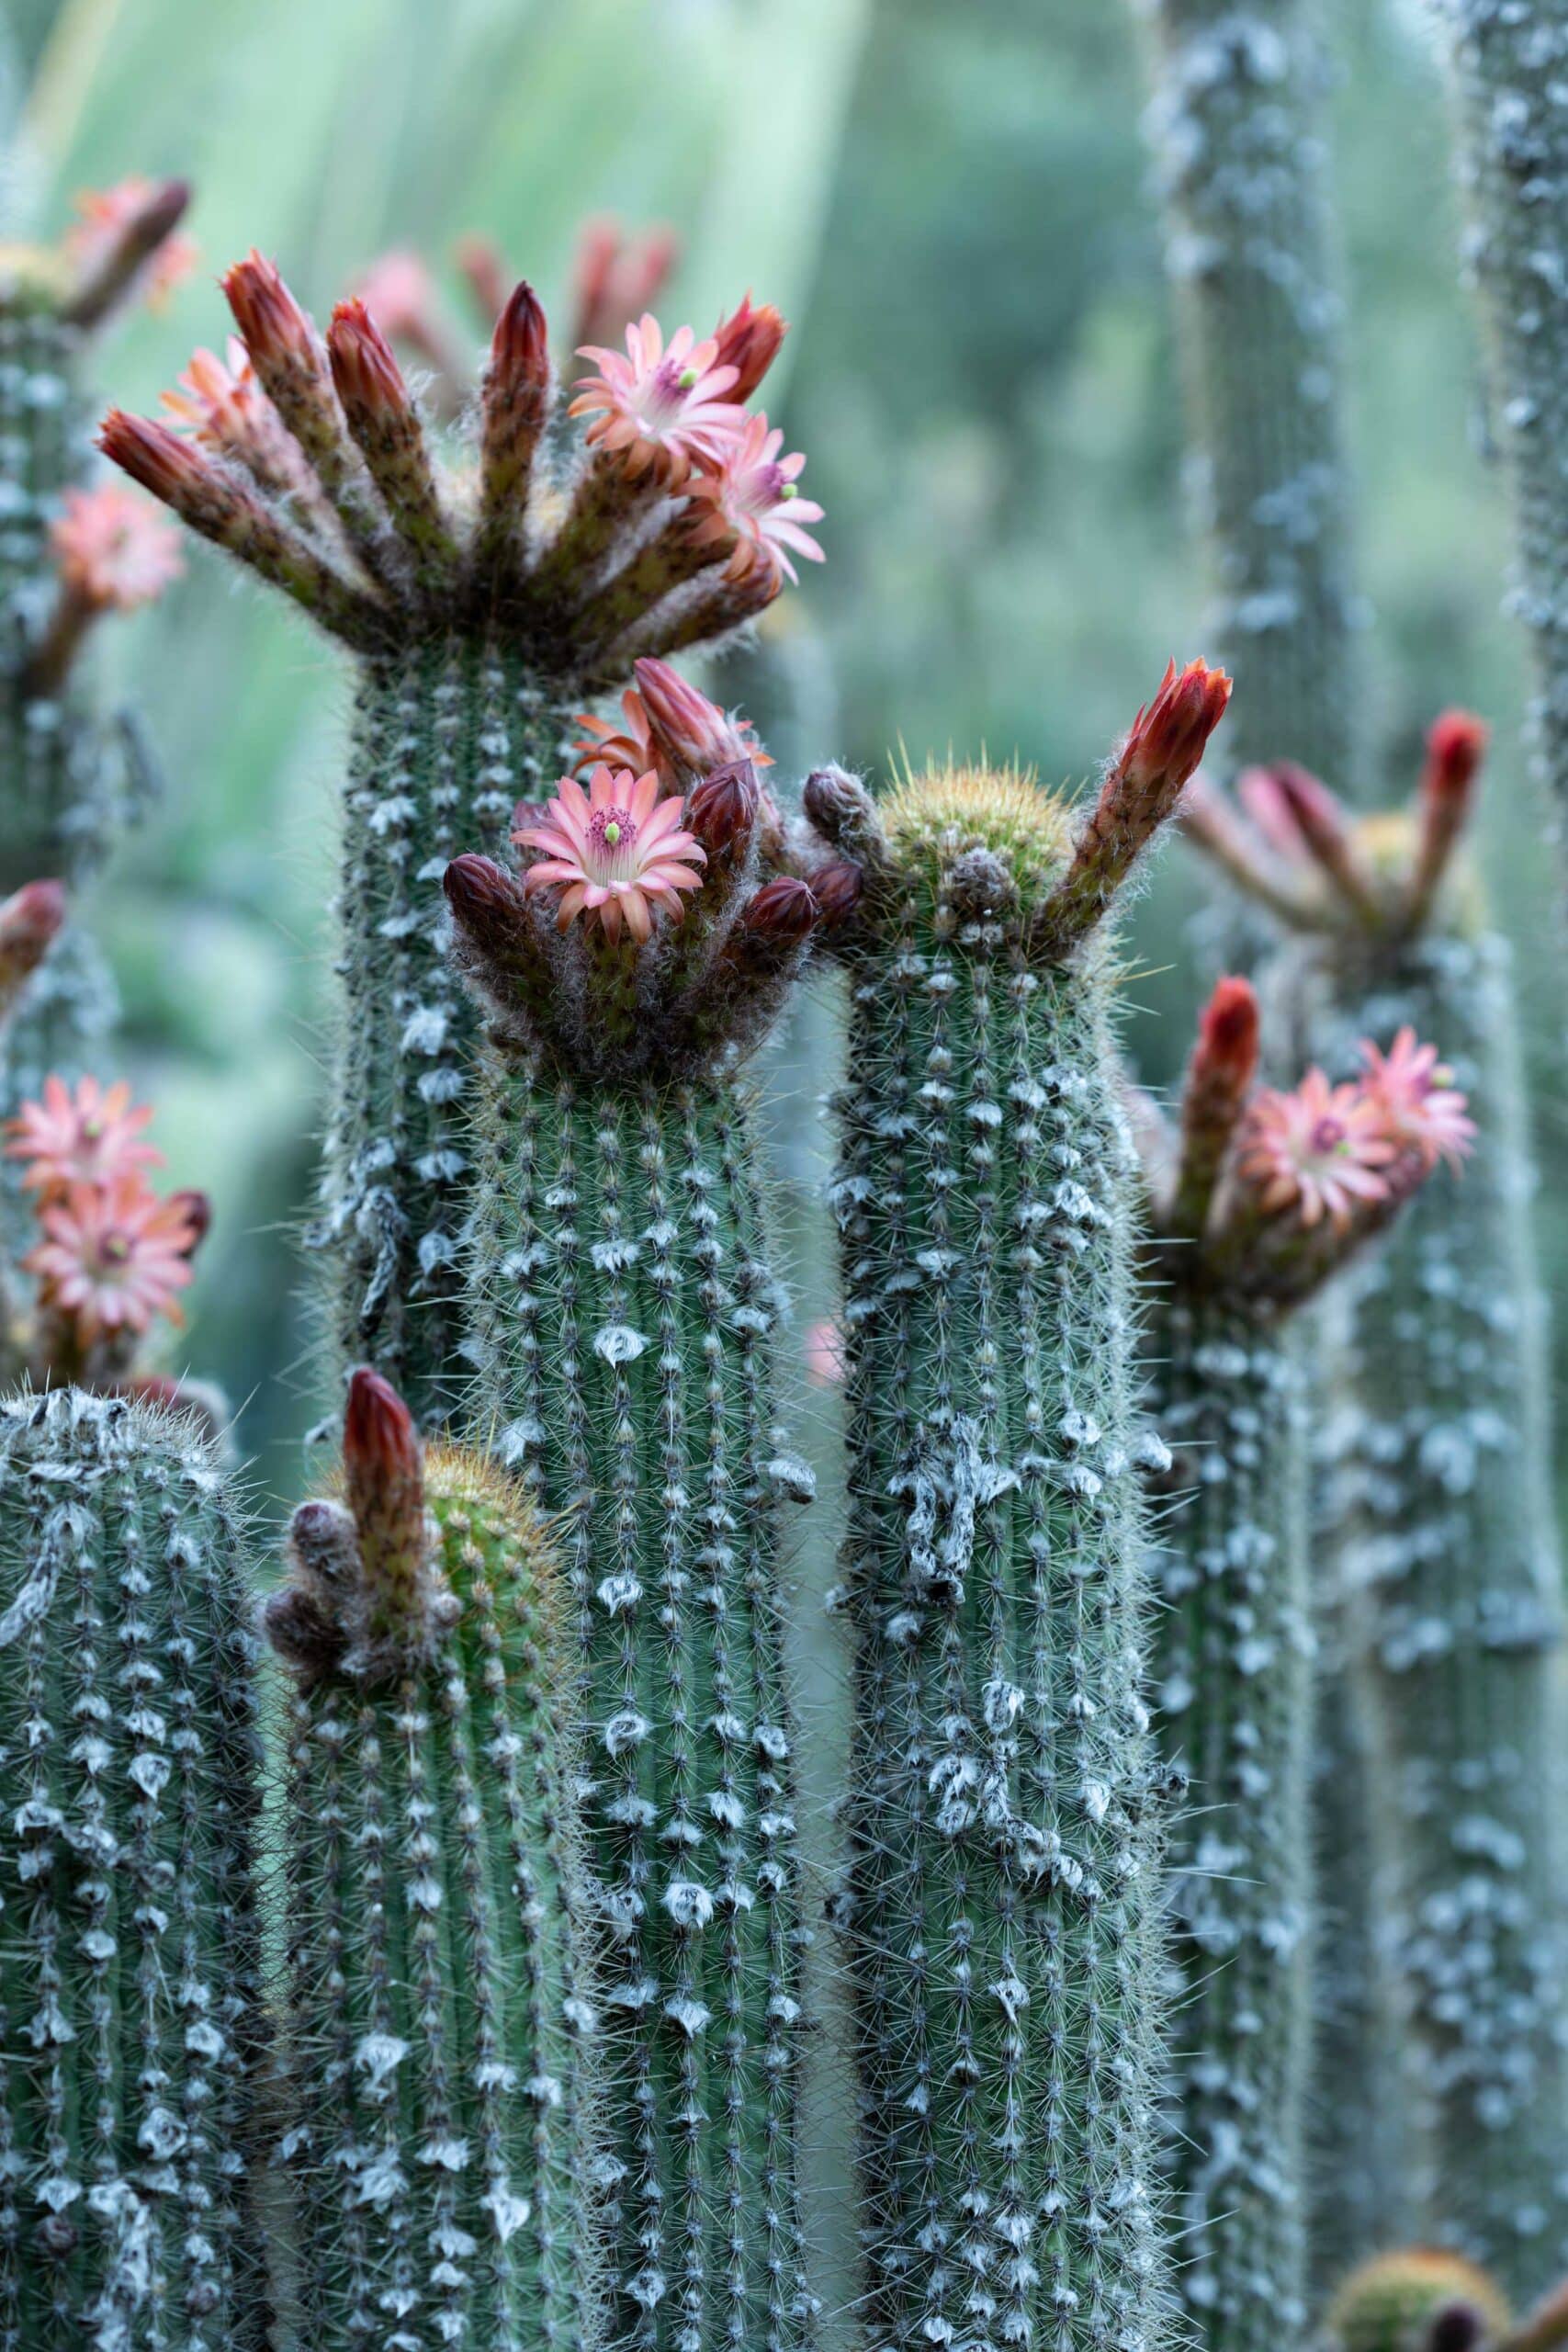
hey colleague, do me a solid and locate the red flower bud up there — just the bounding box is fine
[686,760,759,854]
[97,408,215,511]
[712,295,788,402]
[1194,974,1260,1088]
[742,876,818,944]
[343,1366,426,1593]
[222,250,321,372]
[0,880,66,969]
[491,278,550,390]
[1422,709,1488,806]
[1122,657,1234,795]
[327,298,412,423]
[808,859,864,923]
[166,1189,212,1259]
[444,851,527,942]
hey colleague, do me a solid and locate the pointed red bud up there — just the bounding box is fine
[222,250,321,372]
[491,278,549,386]
[1194,974,1260,1088]
[808,859,864,923]
[741,875,818,944]
[1422,709,1488,807]
[166,1189,212,1258]
[1122,657,1234,796]
[62,177,193,328]
[712,295,788,402]
[97,408,216,512]
[633,657,750,776]
[1269,760,1380,920]
[686,760,759,854]
[0,880,66,963]
[444,851,527,942]
[327,298,411,422]
[343,1365,425,1546]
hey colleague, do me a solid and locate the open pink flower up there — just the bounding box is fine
[684,413,824,584]
[50,486,182,611]
[66,178,197,307]
[570,316,743,484]
[1359,1028,1475,1172]
[516,764,706,944]
[26,1173,200,1347]
[6,1074,164,1199]
[1235,1069,1396,1233]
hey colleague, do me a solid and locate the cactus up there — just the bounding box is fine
[1134,0,1363,786]
[1184,728,1568,2293]
[1325,2252,1514,2352]
[798,660,1231,2352]
[0,1384,265,2350]
[443,663,851,2352]
[263,1367,595,2352]
[1131,975,1465,2352]
[102,250,820,1428]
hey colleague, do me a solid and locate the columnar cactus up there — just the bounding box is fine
[1132,976,1467,2352]
[799,659,1231,2352]
[444,668,848,2352]
[1185,724,1568,2293]
[0,182,187,1110]
[0,1384,265,2350]
[1135,0,1362,784]
[263,1367,595,2352]
[102,248,819,1425]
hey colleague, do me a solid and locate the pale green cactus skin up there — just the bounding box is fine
[1290,928,1568,2296]
[829,866,1172,2352]
[1137,0,1362,786]
[1147,1306,1313,2352]
[0,1387,265,2352]
[467,1062,813,2352]
[314,641,566,1428]
[270,1443,597,2352]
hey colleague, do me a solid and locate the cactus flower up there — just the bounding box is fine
[49,482,183,611]
[516,763,705,942]
[570,315,742,483]
[25,1171,202,1343]
[1236,1068,1395,1230]
[1359,1026,1476,1171]
[683,411,824,582]
[6,1071,163,1196]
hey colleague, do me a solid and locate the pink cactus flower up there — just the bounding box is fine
[803,1317,846,1385]
[1235,1069,1396,1232]
[1358,1028,1475,1172]
[66,178,197,307]
[515,763,706,944]
[570,315,743,484]
[50,485,183,611]
[6,1073,164,1199]
[683,413,824,584]
[25,1173,201,1346]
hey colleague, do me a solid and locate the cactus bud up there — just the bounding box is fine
[712,293,788,401]
[1170,973,1260,1238]
[741,873,818,943]
[809,856,865,923]
[342,1364,430,1645]
[165,1185,212,1255]
[62,175,192,329]
[1408,709,1488,928]
[0,880,66,1013]
[325,295,410,423]
[686,757,759,854]
[633,655,755,779]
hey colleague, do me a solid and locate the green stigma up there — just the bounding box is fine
[604,820,622,846]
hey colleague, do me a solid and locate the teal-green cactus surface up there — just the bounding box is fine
[0,1385,265,2351]
[265,1372,597,2352]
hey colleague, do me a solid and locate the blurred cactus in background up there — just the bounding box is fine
[1131,973,1467,2352]
[0,1383,265,2350]
[265,1367,598,2352]
[807,658,1229,2352]
[1186,724,1568,2295]
[0,178,186,1137]
[102,242,820,1426]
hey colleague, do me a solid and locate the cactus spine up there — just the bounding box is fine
[803,662,1232,2352]
[103,251,814,1423]
[264,1368,595,2352]
[1136,0,1362,786]
[0,1385,265,2350]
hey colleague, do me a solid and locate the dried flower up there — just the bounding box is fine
[25,1174,201,1346]
[1235,1069,1395,1232]
[1358,1028,1475,1172]
[683,413,824,583]
[570,316,743,484]
[516,764,706,943]
[6,1074,163,1199]
[50,484,183,612]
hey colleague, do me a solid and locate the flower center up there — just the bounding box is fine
[101,1231,132,1268]
[1309,1114,1347,1156]
[586,806,639,879]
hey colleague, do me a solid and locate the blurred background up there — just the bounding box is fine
[6,0,1564,2329]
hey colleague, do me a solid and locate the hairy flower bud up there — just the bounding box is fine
[741,875,818,944]
[712,295,788,402]
[809,858,865,924]
[686,760,759,855]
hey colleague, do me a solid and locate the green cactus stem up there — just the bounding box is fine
[799,657,1231,2352]
[0,1385,265,2350]
[1134,0,1363,786]
[1185,726,1568,2295]
[1131,972,1457,2352]
[103,255,819,1427]
[264,1368,595,2352]
[445,667,854,2352]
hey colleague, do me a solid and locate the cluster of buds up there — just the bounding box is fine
[1136,973,1472,1311]
[1181,708,1491,940]
[444,657,859,1078]
[99,229,819,676]
[3,1070,209,1385]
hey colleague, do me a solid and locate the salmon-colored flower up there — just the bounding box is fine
[25,1173,200,1346]
[1358,1028,1475,1173]
[6,1073,163,1199]
[50,485,182,611]
[570,315,742,484]
[161,335,316,502]
[683,413,824,584]
[516,764,705,944]
[1235,1069,1395,1232]
[66,178,197,308]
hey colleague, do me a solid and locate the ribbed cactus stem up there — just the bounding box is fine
[264,1371,597,2352]
[0,1386,265,2350]
[1136,0,1364,786]
[1148,1306,1312,2349]
[809,715,1229,2352]
[467,1065,813,2352]
[316,639,567,1426]
[1296,927,1568,2293]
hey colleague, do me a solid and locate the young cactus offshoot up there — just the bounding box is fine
[100,248,822,1426]
[264,1368,597,2352]
[1133,976,1468,2352]
[451,663,841,2352]
[1185,718,1568,2294]
[803,660,1229,2352]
